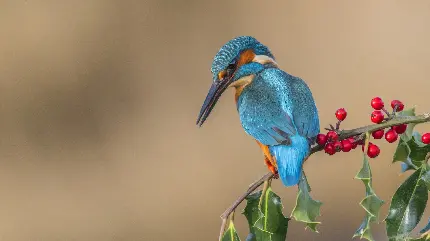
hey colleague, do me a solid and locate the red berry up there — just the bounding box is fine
[316,134,328,146]
[326,131,338,142]
[348,137,358,149]
[341,139,352,152]
[371,110,384,124]
[385,129,398,143]
[335,108,347,121]
[324,143,336,155]
[392,124,407,134]
[367,144,380,158]
[333,141,342,152]
[371,97,384,110]
[361,142,374,152]
[422,133,430,144]
[391,100,404,112]
[372,129,385,139]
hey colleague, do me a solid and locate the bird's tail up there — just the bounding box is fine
[269,135,310,186]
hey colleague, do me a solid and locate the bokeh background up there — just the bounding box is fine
[1,1,430,240]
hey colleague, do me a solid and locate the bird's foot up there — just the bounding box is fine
[264,158,279,179]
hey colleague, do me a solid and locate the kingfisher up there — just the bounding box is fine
[196,36,320,186]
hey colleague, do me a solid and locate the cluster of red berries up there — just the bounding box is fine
[316,108,359,156]
[317,131,358,155]
[368,97,406,147]
[369,97,404,124]
[317,97,430,158]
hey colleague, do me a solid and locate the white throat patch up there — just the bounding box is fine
[252,55,278,66]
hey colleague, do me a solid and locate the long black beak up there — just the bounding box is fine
[196,79,230,127]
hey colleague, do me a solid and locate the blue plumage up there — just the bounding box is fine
[198,36,320,187]
[237,68,319,186]
[269,136,310,186]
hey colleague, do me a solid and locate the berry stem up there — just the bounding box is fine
[335,120,341,131]
[392,104,399,116]
[382,107,392,118]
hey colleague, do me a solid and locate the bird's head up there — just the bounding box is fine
[196,36,276,126]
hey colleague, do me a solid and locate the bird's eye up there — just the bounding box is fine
[226,64,236,76]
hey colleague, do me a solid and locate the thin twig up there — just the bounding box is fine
[218,112,430,239]
[335,120,341,131]
[218,218,227,241]
[382,107,391,118]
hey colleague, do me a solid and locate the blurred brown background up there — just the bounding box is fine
[1,0,430,240]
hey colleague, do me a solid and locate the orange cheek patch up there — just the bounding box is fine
[218,71,226,80]
[237,49,255,67]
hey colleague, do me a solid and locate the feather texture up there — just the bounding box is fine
[211,36,274,81]
[269,135,309,186]
[237,67,319,186]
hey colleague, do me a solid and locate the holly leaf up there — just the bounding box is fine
[394,135,430,170]
[385,165,429,241]
[353,137,384,241]
[291,172,322,232]
[393,108,430,171]
[394,138,413,165]
[222,221,241,241]
[353,216,375,241]
[243,185,289,241]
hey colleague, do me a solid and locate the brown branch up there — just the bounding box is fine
[218,112,430,240]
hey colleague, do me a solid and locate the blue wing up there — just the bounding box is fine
[237,68,319,146]
[288,75,320,141]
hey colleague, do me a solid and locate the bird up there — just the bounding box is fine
[196,36,320,187]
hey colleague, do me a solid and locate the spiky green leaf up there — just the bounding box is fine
[394,135,430,170]
[353,216,375,241]
[354,136,384,241]
[222,221,241,241]
[360,194,385,220]
[393,108,430,172]
[385,165,429,240]
[254,187,284,232]
[394,138,413,165]
[291,172,322,232]
[243,186,289,241]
